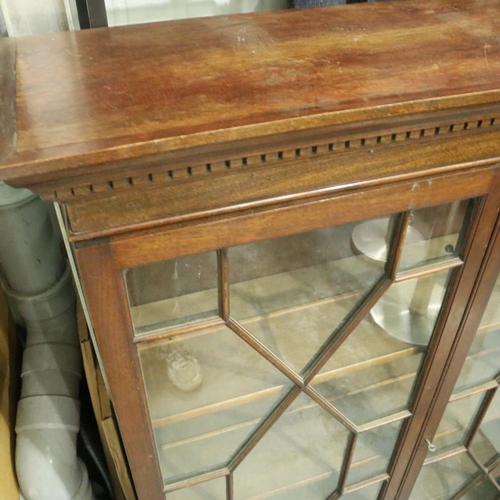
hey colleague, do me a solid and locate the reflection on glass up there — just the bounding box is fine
[431,393,483,455]
[461,479,499,500]
[350,200,470,273]
[139,325,292,483]
[470,391,500,468]
[455,330,500,394]
[342,482,383,500]
[351,216,426,269]
[399,200,470,271]
[125,251,218,335]
[233,393,349,500]
[347,421,403,486]
[229,222,383,374]
[492,462,500,483]
[410,453,481,500]
[313,271,450,426]
[370,272,450,347]
[249,475,339,500]
[166,478,226,499]
[413,270,500,499]
[128,203,472,498]
[453,275,500,394]
[312,323,422,425]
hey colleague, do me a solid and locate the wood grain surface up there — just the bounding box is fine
[76,243,164,500]
[1,0,500,188]
[66,127,500,239]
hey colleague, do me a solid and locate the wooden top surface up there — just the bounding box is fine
[1,0,500,186]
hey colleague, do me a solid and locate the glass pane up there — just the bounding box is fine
[342,482,384,500]
[492,462,500,482]
[470,391,500,468]
[461,479,499,500]
[166,478,226,499]
[455,329,500,394]
[312,271,451,425]
[453,275,500,394]
[126,251,218,336]
[251,475,339,500]
[432,392,484,455]
[351,216,425,269]
[370,271,449,347]
[398,200,470,271]
[410,452,481,500]
[312,333,421,426]
[347,420,403,486]
[139,325,293,483]
[233,392,349,500]
[229,222,383,374]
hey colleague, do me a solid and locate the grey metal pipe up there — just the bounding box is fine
[0,181,95,500]
[0,181,64,295]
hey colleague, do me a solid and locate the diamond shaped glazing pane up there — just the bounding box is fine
[229,222,384,375]
[234,392,350,500]
[312,271,451,426]
[139,324,293,484]
[126,251,218,337]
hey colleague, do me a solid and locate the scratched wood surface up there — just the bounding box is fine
[1,0,500,187]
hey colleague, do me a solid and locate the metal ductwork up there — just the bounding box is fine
[0,181,95,500]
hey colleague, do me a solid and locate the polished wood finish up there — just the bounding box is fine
[75,243,164,500]
[68,127,500,240]
[110,167,495,270]
[3,2,500,499]
[2,0,500,196]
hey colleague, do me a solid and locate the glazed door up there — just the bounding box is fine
[404,216,500,500]
[75,169,500,500]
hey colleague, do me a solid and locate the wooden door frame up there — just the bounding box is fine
[74,166,500,500]
[75,242,165,500]
[385,171,500,500]
[380,170,500,500]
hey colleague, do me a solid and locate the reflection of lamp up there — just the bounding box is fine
[352,216,444,346]
[351,216,426,267]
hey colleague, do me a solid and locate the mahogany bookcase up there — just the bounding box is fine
[1,2,500,499]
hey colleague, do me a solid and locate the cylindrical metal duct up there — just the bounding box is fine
[0,181,96,500]
[0,182,64,294]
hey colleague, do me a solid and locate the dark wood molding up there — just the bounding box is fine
[3,0,500,197]
[40,110,500,203]
[64,127,500,241]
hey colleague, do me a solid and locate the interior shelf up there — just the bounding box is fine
[133,234,499,491]
[140,262,500,431]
